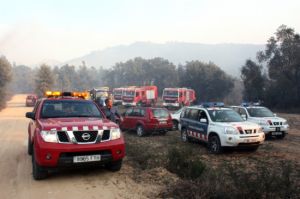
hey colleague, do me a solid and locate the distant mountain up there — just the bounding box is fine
[65,42,265,77]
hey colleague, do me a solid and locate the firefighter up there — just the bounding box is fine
[102,98,122,124]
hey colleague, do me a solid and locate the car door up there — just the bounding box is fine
[197,110,209,141]
[28,100,41,140]
[186,108,199,136]
[122,108,133,129]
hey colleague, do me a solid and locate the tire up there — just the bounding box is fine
[208,135,223,154]
[276,132,286,139]
[136,125,145,137]
[28,137,33,155]
[32,148,48,180]
[106,159,123,172]
[172,120,179,130]
[181,128,189,142]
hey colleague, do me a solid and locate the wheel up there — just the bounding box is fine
[136,125,145,137]
[172,120,179,130]
[181,128,189,142]
[28,137,33,155]
[208,135,223,154]
[106,159,123,172]
[32,148,48,180]
[276,132,286,139]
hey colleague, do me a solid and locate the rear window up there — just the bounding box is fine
[152,109,169,118]
[41,100,102,118]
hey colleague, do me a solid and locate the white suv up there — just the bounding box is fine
[231,106,289,139]
[180,107,265,153]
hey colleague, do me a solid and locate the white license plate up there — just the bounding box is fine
[73,155,101,163]
[244,138,257,143]
[159,121,167,124]
[272,132,282,135]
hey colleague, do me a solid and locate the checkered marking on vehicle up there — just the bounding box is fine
[187,130,207,141]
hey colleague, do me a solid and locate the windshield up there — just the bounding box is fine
[246,107,274,117]
[163,90,178,97]
[113,90,123,95]
[208,109,244,122]
[152,109,169,118]
[124,90,135,97]
[41,100,102,118]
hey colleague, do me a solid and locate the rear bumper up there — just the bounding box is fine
[34,136,125,167]
[144,123,173,132]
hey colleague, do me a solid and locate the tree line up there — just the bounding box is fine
[4,24,299,110]
[241,25,300,109]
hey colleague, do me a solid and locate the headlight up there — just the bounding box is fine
[258,128,264,134]
[40,130,58,143]
[224,127,239,135]
[258,120,269,126]
[111,128,121,140]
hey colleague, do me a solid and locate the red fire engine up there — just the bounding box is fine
[122,86,158,106]
[112,88,124,105]
[162,88,196,107]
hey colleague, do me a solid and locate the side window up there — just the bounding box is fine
[239,108,247,117]
[32,100,41,117]
[188,109,200,121]
[131,108,141,117]
[199,110,208,123]
[125,108,133,116]
[182,108,191,119]
[140,109,145,117]
[136,92,139,97]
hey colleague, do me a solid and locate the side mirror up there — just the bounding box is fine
[273,113,277,117]
[26,112,35,120]
[241,114,247,120]
[200,118,207,123]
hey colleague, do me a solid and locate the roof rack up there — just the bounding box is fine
[198,102,225,108]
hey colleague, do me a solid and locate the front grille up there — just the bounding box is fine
[164,100,176,103]
[272,122,282,126]
[57,131,69,142]
[73,131,98,143]
[102,130,110,141]
[244,129,252,134]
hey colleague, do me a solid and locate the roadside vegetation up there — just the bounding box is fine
[125,132,300,199]
[0,56,12,110]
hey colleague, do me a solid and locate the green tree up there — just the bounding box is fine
[241,59,265,102]
[35,64,54,97]
[0,56,12,109]
[180,61,234,102]
[257,25,300,108]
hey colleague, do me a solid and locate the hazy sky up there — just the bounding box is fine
[0,0,299,65]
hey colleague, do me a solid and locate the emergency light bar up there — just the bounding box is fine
[45,91,89,99]
[199,102,225,108]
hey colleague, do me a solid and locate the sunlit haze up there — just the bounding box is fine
[0,0,299,65]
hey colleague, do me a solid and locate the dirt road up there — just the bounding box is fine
[0,95,157,199]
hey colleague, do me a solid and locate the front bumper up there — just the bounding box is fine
[261,125,289,134]
[220,133,265,147]
[163,102,179,107]
[34,136,125,167]
[122,102,136,106]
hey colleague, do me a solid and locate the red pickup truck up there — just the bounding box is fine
[26,94,125,180]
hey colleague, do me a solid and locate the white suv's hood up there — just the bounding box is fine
[214,121,260,129]
[249,116,287,123]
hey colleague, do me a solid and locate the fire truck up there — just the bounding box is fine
[122,86,158,106]
[112,88,124,105]
[162,88,196,108]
